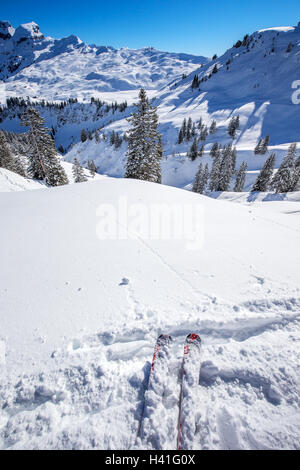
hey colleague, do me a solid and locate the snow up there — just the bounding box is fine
[0,176,299,449]
[0,21,208,100]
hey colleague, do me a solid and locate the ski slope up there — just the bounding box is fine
[0,176,299,449]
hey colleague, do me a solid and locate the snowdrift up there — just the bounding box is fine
[0,178,299,449]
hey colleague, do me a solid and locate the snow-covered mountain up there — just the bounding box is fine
[1,22,300,191]
[0,21,208,101]
[0,174,299,449]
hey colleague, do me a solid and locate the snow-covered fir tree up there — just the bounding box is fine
[21,107,68,186]
[193,162,209,194]
[209,120,217,134]
[209,151,222,191]
[216,144,235,191]
[210,142,220,158]
[228,116,240,139]
[234,161,248,192]
[251,153,276,192]
[186,117,193,141]
[260,135,270,155]
[188,138,198,161]
[72,158,88,183]
[271,143,297,192]
[0,131,15,171]
[125,88,162,183]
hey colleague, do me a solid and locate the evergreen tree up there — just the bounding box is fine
[198,144,205,158]
[13,155,26,177]
[216,144,235,191]
[260,135,270,155]
[80,129,88,143]
[186,117,193,141]
[125,88,162,183]
[234,161,248,192]
[291,155,300,191]
[95,129,100,143]
[209,120,217,134]
[271,143,297,192]
[254,138,263,155]
[193,162,209,194]
[209,151,222,191]
[0,131,15,171]
[200,125,208,141]
[193,162,203,193]
[21,107,68,186]
[228,115,240,139]
[72,158,88,183]
[191,75,200,89]
[198,117,203,130]
[210,142,220,158]
[87,159,97,177]
[178,127,184,144]
[188,138,198,161]
[110,131,116,146]
[251,153,276,192]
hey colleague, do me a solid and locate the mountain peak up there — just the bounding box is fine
[13,22,44,43]
[0,20,15,40]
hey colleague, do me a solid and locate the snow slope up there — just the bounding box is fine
[0,177,299,449]
[0,21,208,101]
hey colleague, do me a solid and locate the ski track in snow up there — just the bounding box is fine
[1,308,299,450]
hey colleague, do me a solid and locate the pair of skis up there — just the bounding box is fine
[137,333,201,450]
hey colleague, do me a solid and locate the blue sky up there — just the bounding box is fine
[2,0,299,56]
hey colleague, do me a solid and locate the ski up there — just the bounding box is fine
[177,333,202,450]
[136,334,173,446]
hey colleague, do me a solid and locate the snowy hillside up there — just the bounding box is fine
[0,21,208,101]
[58,24,300,189]
[0,177,299,449]
[153,24,300,146]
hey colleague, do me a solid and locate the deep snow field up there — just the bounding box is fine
[0,174,299,450]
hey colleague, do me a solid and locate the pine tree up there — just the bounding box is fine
[251,153,276,192]
[228,116,240,139]
[13,155,26,177]
[125,88,162,183]
[178,127,184,144]
[210,142,220,158]
[254,138,263,155]
[271,143,297,192]
[193,164,209,194]
[72,158,88,183]
[209,151,222,191]
[0,131,15,171]
[87,159,97,177]
[216,144,235,191]
[186,117,193,141]
[198,144,205,158]
[188,138,198,161]
[193,162,209,194]
[191,75,200,89]
[260,135,270,154]
[234,162,248,192]
[209,120,217,134]
[200,125,208,141]
[95,129,100,143]
[21,107,68,186]
[193,162,203,192]
[198,117,203,130]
